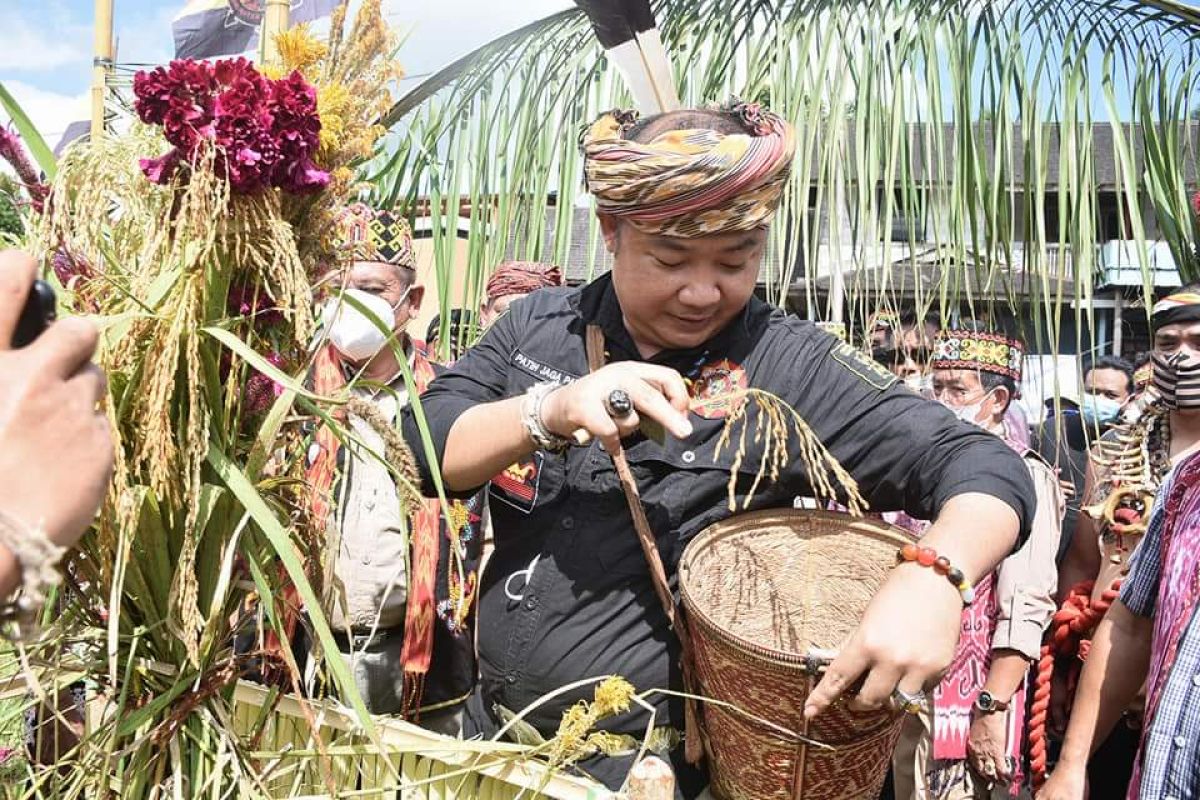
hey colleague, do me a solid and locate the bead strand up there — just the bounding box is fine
[896,543,975,605]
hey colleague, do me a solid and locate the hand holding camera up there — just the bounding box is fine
[0,250,113,597]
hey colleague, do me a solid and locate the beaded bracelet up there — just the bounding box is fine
[895,544,976,605]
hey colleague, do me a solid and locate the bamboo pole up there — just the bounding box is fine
[90,0,114,139]
[261,0,290,65]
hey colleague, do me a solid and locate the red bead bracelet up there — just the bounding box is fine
[896,543,976,605]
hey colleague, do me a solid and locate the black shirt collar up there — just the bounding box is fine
[572,272,772,377]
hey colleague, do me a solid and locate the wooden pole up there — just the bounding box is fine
[90,0,114,139]
[261,0,290,65]
[625,756,675,800]
[1112,290,1124,356]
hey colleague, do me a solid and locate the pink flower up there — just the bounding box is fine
[132,59,328,196]
[243,351,287,415]
[139,150,182,184]
[0,125,49,212]
[51,249,94,285]
[226,282,284,327]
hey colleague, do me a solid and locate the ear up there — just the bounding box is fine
[406,284,425,316]
[598,213,621,255]
[990,385,1012,419]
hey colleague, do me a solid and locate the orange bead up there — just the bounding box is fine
[900,543,919,562]
[917,547,937,567]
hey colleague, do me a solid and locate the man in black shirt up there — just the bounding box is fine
[401,104,1034,795]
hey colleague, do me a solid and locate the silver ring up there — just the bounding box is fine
[605,389,633,418]
[892,688,927,715]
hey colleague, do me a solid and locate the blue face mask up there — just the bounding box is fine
[1080,393,1122,426]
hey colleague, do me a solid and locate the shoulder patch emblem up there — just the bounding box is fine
[688,359,749,420]
[829,341,898,391]
[490,452,545,513]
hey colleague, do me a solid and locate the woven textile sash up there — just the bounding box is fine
[1128,452,1200,799]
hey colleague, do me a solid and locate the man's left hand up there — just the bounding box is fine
[967,710,1013,784]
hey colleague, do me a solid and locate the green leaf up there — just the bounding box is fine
[0,82,56,180]
[204,447,380,741]
[201,326,339,404]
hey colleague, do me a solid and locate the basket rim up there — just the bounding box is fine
[678,508,912,667]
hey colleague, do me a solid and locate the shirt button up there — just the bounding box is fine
[361,553,371,565]
[681,450,696,464]
[561,516,574,529]
[1174,735,1187,748]
[505,673,517,685]
[524,595,538,611]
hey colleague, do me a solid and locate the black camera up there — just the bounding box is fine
[14,280,57,348]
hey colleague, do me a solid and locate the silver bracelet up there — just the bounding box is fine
[0,510,65,635]
[522,382,572,452]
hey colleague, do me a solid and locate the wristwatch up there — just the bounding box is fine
[973,690,1010,714]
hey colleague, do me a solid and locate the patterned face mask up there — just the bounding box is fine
[1151,350,1200,410]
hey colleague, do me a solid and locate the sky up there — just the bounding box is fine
[0,0,572,146]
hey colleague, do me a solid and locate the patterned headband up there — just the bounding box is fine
[334,202,417,271]
[932,330,1025,382]
[1151,292,1200,332]
[485,261,563,301]
[579,101,796,237]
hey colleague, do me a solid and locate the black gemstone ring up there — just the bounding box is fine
[605,389,634,418]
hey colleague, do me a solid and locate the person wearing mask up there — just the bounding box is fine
[401,104,1037,795]
[871,309,940,394]
[890,326,1064,799]
[305,205,481,733]
[0,250,113,613]
[1042,291,1200,800]
[478,260,563,329]
[425,309,478,365]
[1035,355,1135,562]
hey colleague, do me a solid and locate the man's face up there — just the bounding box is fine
[878,324,933,379]
[1153,320,1200,361]
[347,261,422,333]
[932,368,1006,428]
[600,215,765,355]
[480,292,526,329]
[1084,367,1131,404]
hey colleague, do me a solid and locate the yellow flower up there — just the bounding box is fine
[316,83,351,155]
[275,25,328,73]
[592,676,635,717]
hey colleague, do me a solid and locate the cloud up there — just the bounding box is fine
[0,8,90,72]
[381,0,572,75]
[113,4,178,71]
[1,81,90,148]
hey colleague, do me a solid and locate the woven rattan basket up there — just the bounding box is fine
[679,509,911,800]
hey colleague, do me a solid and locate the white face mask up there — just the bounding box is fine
[943,390,993,428]
[324,288,407,362]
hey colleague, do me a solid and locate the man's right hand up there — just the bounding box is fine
[1037,761,1088,800]
[0,250,113,548]
[540,362,693,454]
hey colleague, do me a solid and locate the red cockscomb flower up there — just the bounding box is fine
[133,58,329,195]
